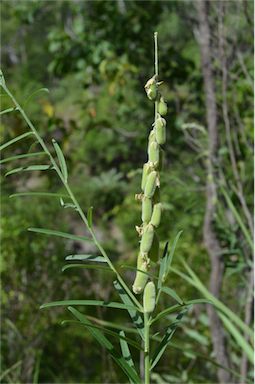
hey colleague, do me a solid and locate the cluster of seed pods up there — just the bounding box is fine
[132,75,167,297]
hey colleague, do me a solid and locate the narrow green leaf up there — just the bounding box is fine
[0,152,45,164]
[40,300,138,311]
[28,227,91,242]
[5,165,52,177]
[52,139,68,182]
[219,313,254,363]
[87,206,93,228]
[150,323,178,370]
[62,264,113,272]
[221,187,253,250]
[119,330,136,383]
[24,87,49,107]
[165,230,183,277]
[113,280,144,340]
[68,307,141,383]
[85,316,138,335]
[61,319,142,351]
[161,286,183,305]
[0,131,33,151]
[0,107,18,115]
[65,254,106,263]
[10,192,69,199]
[179,260,253,338]
[158,242,169,291]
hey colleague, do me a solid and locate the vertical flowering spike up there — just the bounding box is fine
[133,33,167,296]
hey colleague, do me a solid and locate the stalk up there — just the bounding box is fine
[144,312,150,384]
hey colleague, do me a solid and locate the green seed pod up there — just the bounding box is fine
[144,171,157,198]
[143,281,156,313]
[132,261,149,294]
[148,233,159,261]
[142,197,152,223]
[140,223,154,253]
[148,141,159,165]
[144,76,158,101]
[149,129,156,145]
[150,203,162,228]
[153,187,160,204]
[141,163,151,191]
[155,118,166,145]
[158,96,167,116]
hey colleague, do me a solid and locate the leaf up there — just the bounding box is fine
[113,280,144,340]
[221,187,253,250]
[152,299,211,324]
[28,227,91,242]
[87,206,93,228]
[24,87,49,107]
[65,254,106,263]
[165,230,183,278]
[68,307,141,383]
[0,131,34,151]
[119,330,136,383]
[0,107,18,115]
[85,316,138,335]
[178,260,253,338]
[61,319,142,351]
[219,313,254,364]
[5,165,52,177]
[10,192,69,199]
[52,139,68,182]
[158,242,169,291]
[0,152,45,164]
[62,264,113,272]
[150,322,178,370]
[161,287,183,305]
[40,300,138,311]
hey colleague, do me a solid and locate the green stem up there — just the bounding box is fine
[144,312,150,384]
[154,31,159,122]
[1,81,143,312]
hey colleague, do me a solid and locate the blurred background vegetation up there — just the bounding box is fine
[1,1,253,383]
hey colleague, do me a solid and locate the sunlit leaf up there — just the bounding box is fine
[5,165,52,177]
[28,227,91,242]
[65,254,106,262]
[40,300,138,311]
[62,263,113,272]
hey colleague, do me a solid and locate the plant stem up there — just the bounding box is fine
[154,31,159,121]
[144,312,150,384]
[1,81,143,312]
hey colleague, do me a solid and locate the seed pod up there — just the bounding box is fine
[143,281,156,313]
[144,171,157,198]
[153,187,160,204]
[148,141,159,165]
[132,260,149,294]
[148,233,159,261]
[142,197,152,223]
[144,76,158,101]
[155,118,166,145]
[149,129,156,145]
[150,203,162,228]
[141,163,151,191]
[140,223,154,253]
[158,96,167,116]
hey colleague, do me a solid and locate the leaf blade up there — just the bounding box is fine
[28,227,91,242]
[65,254,106,263]
[52,139,68,182]
[40,300,139,311]
[0,131,33,151]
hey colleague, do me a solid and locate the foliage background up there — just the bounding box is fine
[1,1,253,383]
